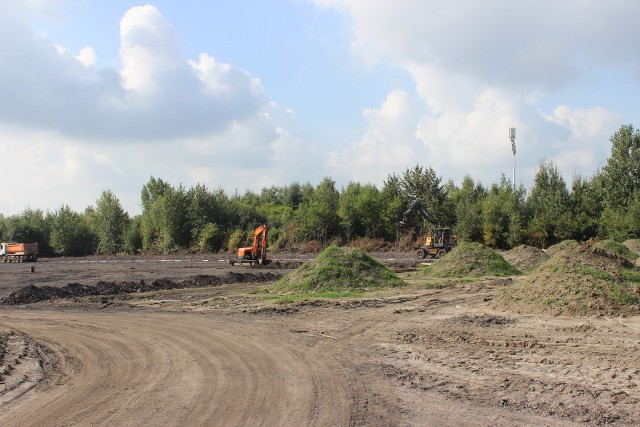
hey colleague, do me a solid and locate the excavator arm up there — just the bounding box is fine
[401,200,437,226]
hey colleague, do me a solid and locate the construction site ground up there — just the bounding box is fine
[1,252,639,426]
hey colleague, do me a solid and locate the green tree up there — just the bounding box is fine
[158,185,191,251]
[140,177,172,251]
[525,161,572,247]
[188,184,231,244]
[398,165,449,224]
[0,214,7,241]
[93,190,129,255]
[198,223,224,252]
[600,125,640,209]
[6,208,53,255]
[338,182,365,242]
[598,125,640,239]
[124,215,143,254]
[451,176,486,242]
[49,205,96,256]
[295,177,340,244]
[569,175,602,241]
[380,174,405,240]
[482,175,525,249]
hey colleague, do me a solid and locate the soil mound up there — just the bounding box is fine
[272,245,405,293]
[624,239,640,256]
[503,245,549,273]
[545,239,578,257]
[593,240,639,263]
[424,242,520,278]
[1,272,281,305]
[497,243,640,316]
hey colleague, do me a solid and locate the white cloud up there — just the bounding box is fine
[313,0,638,187]
[0,4,269,142]
[542,105,620,175]
[326,90,427,185]
[0,4,319,215]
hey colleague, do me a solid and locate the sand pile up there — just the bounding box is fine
[497,243,640,316]
[503,245,549,273]
[423,242,520,278]
[272,245,405,293]
[545,240,579,257]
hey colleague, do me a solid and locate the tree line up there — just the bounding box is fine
[1,125,638,256]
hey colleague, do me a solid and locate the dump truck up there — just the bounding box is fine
[1,242,39,262]
[229,224,268,266]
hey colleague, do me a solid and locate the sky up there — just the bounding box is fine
[1,0,639,215]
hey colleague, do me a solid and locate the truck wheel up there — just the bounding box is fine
[436,249,446,259]
[416,248,427,259]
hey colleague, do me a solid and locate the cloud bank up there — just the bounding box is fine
[0,3,319,214]
[317,0,636,186]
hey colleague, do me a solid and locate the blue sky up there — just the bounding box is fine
[1,1,639,215]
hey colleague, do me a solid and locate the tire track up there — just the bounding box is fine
[0,310,352,426]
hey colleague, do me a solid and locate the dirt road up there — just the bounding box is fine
[1,255,640,426]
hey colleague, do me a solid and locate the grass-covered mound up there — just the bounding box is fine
[271,245,406,293]
[503,244,549,273]
[423,242,520,278]
[497,243,640,316]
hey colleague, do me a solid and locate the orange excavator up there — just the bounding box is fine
[230,224,268,266]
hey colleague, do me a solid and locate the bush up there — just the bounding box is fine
[226,229,245,254]
[198,223,224,253]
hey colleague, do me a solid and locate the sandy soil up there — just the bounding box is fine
[1,253,639,426]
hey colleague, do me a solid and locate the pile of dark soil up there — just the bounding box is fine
[503,245,549,273]
[545,239,578,257]
[592,240,639,264]
[1,272,281,305]
[496,243,640,316]
[271,245,405,293]
[423,242,520,278]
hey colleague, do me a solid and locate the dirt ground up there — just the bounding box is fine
[1,252,639,426]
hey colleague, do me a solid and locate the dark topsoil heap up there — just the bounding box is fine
[496,243,640,316]
[272,245,406,293]
[1,272,281,305]
[503,244,550,273]
[624,239,640,267]
[593,240,639,263]
[423,242,520,278]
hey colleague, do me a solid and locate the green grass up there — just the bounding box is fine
[579,267,614,282]
[621,269,640,282]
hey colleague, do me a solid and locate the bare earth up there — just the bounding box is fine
[1,253,639,426]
